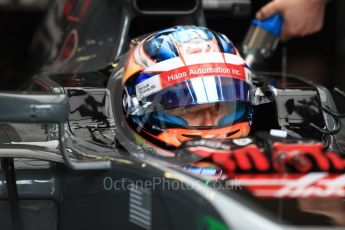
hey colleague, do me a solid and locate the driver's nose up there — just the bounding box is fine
[201,109,216,126]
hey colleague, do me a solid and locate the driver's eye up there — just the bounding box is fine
[210,103,222,112]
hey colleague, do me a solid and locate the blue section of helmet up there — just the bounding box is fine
[135,73,154,85]
[215,33,235,54]
[220,39,233,54]
[142,25,239,63]
[125,73,155,97]
[143,34,179,62]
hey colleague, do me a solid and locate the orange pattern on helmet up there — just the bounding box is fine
[153,122,251,147]
[122,48,144,85]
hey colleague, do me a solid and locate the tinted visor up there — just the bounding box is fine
[134,77,252,128]
[149,101,250,128]
[143,77,251,112]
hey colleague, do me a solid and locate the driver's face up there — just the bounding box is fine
[168,103,228,126]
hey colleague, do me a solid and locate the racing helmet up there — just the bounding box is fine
[121,25,252,154]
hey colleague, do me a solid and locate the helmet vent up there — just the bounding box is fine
[182,134,202,139]
[226,129,240,137]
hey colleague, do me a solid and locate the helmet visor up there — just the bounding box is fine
[149,101,250,128]
[143,76,251,113]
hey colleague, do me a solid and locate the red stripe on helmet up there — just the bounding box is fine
[159,62,245,89]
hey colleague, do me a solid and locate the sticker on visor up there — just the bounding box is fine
[136,62,246,100]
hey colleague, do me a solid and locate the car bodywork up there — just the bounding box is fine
[0,0,344,229]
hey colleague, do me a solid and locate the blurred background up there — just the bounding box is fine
[0,0,344,110]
